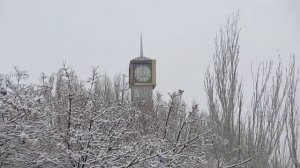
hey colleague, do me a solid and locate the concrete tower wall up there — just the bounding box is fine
[131,85,153,104]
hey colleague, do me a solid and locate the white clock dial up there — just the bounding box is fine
[134,65,151,82]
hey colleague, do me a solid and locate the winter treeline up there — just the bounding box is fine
[0,15,299,168]
[0,65,211,167]
[204,14,299,168]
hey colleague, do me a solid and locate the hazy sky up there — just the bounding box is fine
[0,0,299,108]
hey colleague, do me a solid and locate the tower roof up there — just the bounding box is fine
[131,56,152,61]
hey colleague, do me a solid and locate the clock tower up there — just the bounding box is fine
[129,36,156,105]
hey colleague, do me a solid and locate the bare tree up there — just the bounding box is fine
[245,58,288,168]
[113,73,129,103]
[285,55,300,168]
[204,13,246,167]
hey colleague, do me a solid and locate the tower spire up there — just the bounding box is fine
[140,34,143,57]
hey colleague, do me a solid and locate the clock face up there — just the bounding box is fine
[134,65,151,82]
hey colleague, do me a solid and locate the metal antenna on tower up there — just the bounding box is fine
[140,34,143,57]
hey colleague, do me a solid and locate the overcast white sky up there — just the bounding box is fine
[0,0,299,108]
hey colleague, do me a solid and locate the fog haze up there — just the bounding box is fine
[0,0,299,107]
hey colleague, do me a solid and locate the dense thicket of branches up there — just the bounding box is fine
[205,14,299,168]
[0,65,212,168]
[0,15,299,168]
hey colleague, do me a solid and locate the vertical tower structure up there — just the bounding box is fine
[129,35,156,105]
